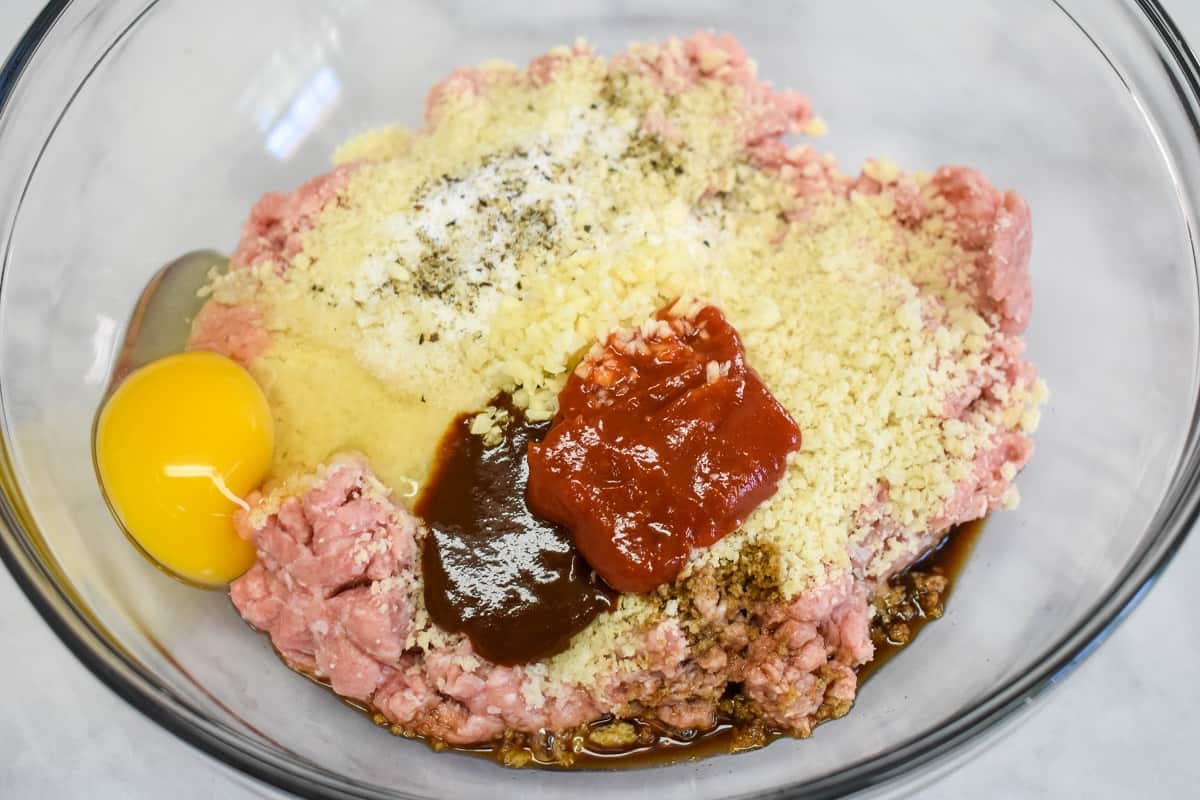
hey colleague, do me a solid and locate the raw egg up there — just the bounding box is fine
[94,351,273,586]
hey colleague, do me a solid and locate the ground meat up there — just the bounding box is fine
[930,166,1034,334]
[188,161,356,365]
[187,301,268,367]
[932,431,1032,531]
[424,32,811,166]
[229,454,417,700]
[423,67,499,128]
[231,455,877,747]
[840,161,1038,585]
[613,32,812,164]
[228,164,355,271]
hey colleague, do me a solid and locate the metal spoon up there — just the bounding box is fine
[105,248,228,392]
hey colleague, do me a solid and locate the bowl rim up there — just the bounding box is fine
[1,1,1199,797]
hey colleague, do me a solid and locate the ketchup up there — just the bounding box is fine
[527,304,801,593]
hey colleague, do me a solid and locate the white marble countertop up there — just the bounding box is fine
[3,1,1200,797]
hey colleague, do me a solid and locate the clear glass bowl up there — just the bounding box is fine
[2,1,1198,798]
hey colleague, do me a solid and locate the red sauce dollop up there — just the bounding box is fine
[527,304,801,593]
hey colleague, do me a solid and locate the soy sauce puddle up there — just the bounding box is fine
[857,517,984,685]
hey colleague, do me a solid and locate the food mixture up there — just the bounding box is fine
[183,33,1045,764]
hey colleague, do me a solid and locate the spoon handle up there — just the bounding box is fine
[109,249,227,391]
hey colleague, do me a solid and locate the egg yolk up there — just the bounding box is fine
[94,351,273,586]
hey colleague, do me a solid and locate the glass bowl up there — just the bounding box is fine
[2,1,1198,798]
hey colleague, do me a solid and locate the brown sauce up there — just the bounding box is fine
[857,517,985,684]
[416,395,614,666]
